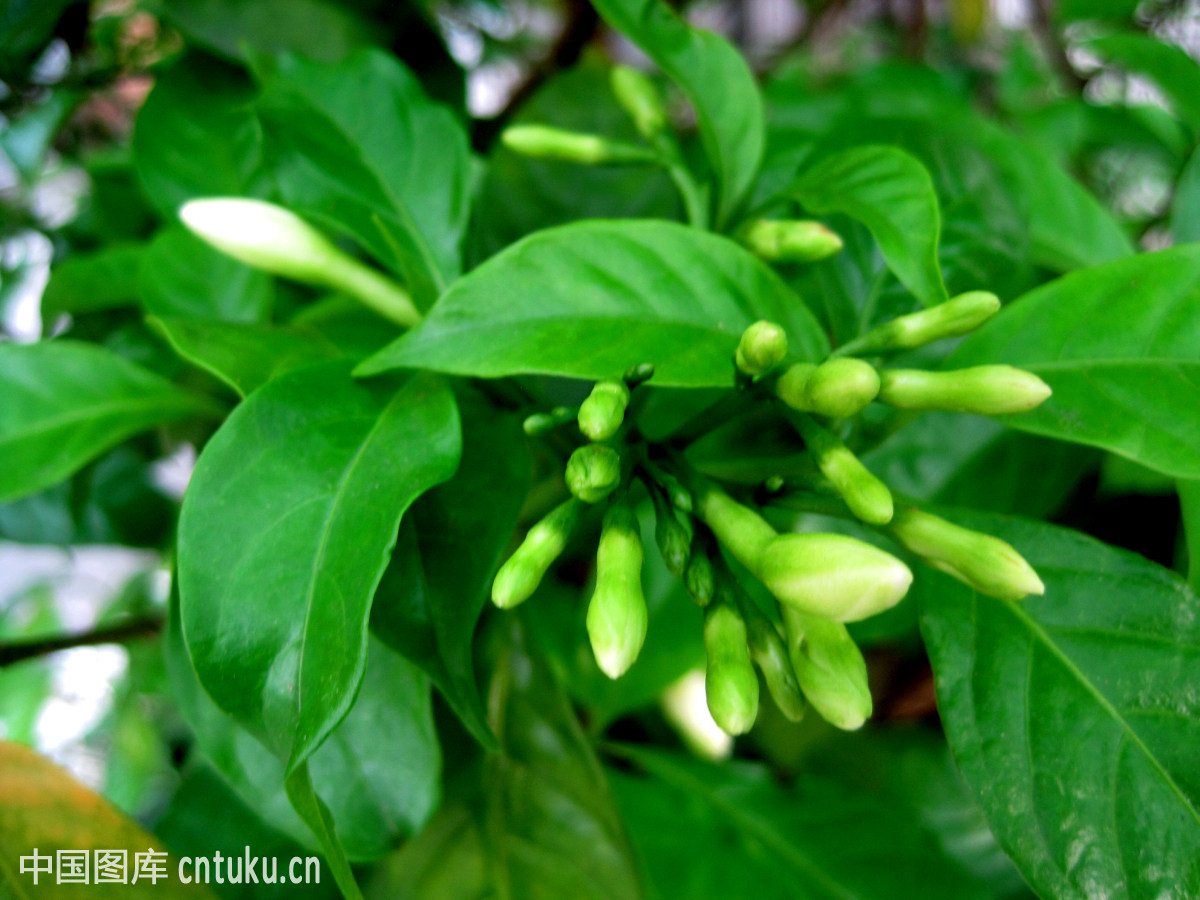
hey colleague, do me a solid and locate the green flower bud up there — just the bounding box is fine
[693,482,778,572]
[835,291,1001,357]
[610,66,668,138]
[523,405,576,436]
[739,219,844,263]
[801,358,880,418]
[703,597,759,734]
[684,549,715,607]
[878,366,1052,415]
[179,198,418,327]
[781,607,872,730]
[756,533,912,621]
[774,362,817,410]
[566,445,622,503]
[735,320,789,377]
[500,124,654,165]
[578,380,630,442]
[587,499,648,678]
[651,487,692,576]
[888,507,1044,601]
[740,597,806,722]
[793,415,893,524]
[492,498,583,609]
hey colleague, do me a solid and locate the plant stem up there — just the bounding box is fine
[333,259,422,327]
[0,616,164,667]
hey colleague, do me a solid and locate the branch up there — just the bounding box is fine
[1031,0,1088,93]
[0,616,164,668]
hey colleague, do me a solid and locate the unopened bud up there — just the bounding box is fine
[587,499,648,678]
[684,550,715,607]
[610,66,668,138]
[624,362,656,388]
[836,291,1001,357]
[793,415,892,524]
[878,366,1051,415]
[703,597,759,734]
[741,598,806,722]
[756,533,912,622]
[523,405,576,436]
[656,471,694,513]
[179,198,418,326]
[774,363,816,410]
[566,445,622,503]
[651,488,692,576]
[740,219,844,263]
[693,482,778,571]
[888,507,1044,601]
[802,358,880,418]
[578,380,630,441]
[492,499,583,609]
[782,607,871,730]
[735,320,788,377]
[500,124,653,165]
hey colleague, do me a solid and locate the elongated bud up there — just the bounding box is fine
[774,363,816,410]
[740,596,806,722]
[703,596,759,734]
[804,359,880,418]
[684,549,715,607]
[587,499,648,678]
[492,499,583,609]
[739,219,844,263]
[793,415,892,524]
[781,607,871,730]
[500,124,653,165]
[888,507,1044,601]
[578,380,630,442]
[650,487,692,576]
[610,66,668,138]
[692,482,778,571]
[878,366,1051,415]
[836,291,1001,357]
[179,198,418,327]
[735,320,788,377]
[524,405,576,436]
[566,444,622,503]
[756,533,912,621]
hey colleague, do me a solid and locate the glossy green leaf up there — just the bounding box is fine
[0,340,218,503]
[358,220,828,387]
[371,391,530,745]
[609,745,991,900]
[1171,146,1200,245]
[256,50,470,305]
[790,146,949,307]
[41,244,145,318]
[140,226,274,323]
[590,0,763,223]
[178,362,460,772]
[133,53,264,218]
[149,316,341,397]
[0,0,72,72]
[952,245,1200,477]
[920,512,1200,899]
[1083,32,1200,131]
[165,596,439,862]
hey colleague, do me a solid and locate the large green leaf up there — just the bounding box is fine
[1082,32,1200,132]
[164,595,439,862]
[952,245,1200,477]
[590,0,763,223]
[789,146,948,307]
[608,745,990,900]
[256,50,470,306]
[1171,146,1200,245]
[371,391,530,745]
[41,244,145,319]
[139,226,274,323]
[149,317,341,398]
[0,340,218,503]
[920,512,1200,898]
[358,220,829,387]
[177,361,460,771]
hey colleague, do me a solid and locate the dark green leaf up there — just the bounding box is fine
[149,317,341,397]
[358,220,829,387]
[256,50,470,306]
[140,226,274,323]
[952,245,1200,477]
[178,362,460,771]
[41,244,145,319]
[590,0,763,223]
[0,340,218,503]
[790,146,948,307]
[1083,32,1200,132]
[0,0,72,74]
[609,745,991,900]
[1171,146,1200,245]
[920,512,1200,899]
